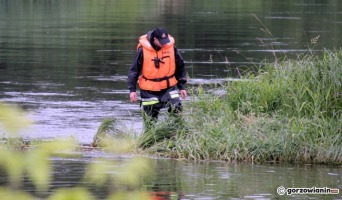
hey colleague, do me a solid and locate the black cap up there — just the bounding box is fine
[153,28,170,45]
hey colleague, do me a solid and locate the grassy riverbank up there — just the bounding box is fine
[139,50,342,164]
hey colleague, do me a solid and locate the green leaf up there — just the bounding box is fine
[48,188,94,200]
[0,151,25,188]
[25,149,51,192]
[0,187,34,200]
[0,103,32,135]
[84,159,115,187]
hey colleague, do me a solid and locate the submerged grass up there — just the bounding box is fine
[139,50,342,164]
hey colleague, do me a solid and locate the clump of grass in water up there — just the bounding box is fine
[143,50,342,164]
[92,118,137,153]
[92,118,115,147]
[137,113,188,149]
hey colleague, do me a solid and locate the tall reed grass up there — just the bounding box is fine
[141,50,342,164]
[229,50,341,118]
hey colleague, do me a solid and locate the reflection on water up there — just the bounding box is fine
[0,152,340,199]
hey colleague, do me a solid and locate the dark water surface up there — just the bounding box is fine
[0,151,340,200]
[0,0,341,199]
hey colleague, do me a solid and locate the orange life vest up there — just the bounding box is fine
[137,34,178,91]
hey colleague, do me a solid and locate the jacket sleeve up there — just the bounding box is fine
[127,47,143,93]
[174,47,187,90]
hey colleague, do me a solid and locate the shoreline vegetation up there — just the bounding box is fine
[133,49,341,164]
[1,50,341,165]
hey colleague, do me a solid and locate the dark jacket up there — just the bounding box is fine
[128,32,187,93]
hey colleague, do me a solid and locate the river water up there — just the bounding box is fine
[0,0,341,199]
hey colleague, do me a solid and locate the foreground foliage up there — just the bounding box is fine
[0,103,152,200]
[141,50,342,164]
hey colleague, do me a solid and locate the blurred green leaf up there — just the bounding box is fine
[84,159,115,187]
[0,151,25,188]
[25,149,51,192]
[0,103,154,199]
[0,103,32,135]
[48,188,94,200]
[25,139,78,192]
[107,191,150,200]
[115,157,152,188]
[0,187,34,200]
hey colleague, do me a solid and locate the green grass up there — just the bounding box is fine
[137,112,188,149]
[91,118,138,153]
[138,50,342,164]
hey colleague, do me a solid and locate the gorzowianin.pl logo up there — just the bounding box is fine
[277,186,339,195]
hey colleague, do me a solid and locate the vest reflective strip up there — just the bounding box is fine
[169,91,179,99]
[141,97,159,106]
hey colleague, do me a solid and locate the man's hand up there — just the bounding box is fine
[180,90,187,100]
[130,92,138,102]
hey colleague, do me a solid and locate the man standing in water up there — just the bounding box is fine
[127,28,187,130]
